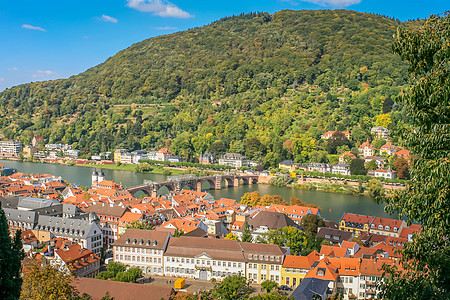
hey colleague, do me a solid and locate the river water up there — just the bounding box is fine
[1,160,391,222]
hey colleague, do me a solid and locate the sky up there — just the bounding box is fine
[0,0,448,91]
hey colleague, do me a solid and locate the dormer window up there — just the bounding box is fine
[146,239,152,246]
[378,225,383,230]
[248,254,253,260]
[385,226,390,231]
[126,238,130,244]
[371,224,375,228]
[153,240,157,246]
[133,238,138,244]
[394,227,397,232]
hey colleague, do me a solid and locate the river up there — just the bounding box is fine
[0,160,391,222]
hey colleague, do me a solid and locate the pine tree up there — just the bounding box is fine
[0,207,25,299]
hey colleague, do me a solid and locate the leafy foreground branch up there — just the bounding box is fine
[378,11,450,299]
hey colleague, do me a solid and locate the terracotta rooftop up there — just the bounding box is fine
[113,229,170,250]
[72,277,175,300]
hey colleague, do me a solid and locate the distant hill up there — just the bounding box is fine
[0,9,413,166]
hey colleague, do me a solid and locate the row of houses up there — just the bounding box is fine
[112,229,407,299]
[114,148,183,164]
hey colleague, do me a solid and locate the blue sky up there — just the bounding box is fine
[0,0,447,91]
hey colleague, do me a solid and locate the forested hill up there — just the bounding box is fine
[0,10,413,167]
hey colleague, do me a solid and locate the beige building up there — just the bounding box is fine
[113,229,171,276]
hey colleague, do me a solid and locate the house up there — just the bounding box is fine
[358,259,395,299]
[281,251,319,287]
[266,204,321,224]
[155,148,172,161]
[199,152,216,165]
[364,156,385,168]
[319,245,350,258]
[369,217,406,237]
[339,213,374,237]
[396,149,411,161]
[321,131,351,140]
[316,228,352,245]
[380,142,397,156]
[358,139,375,158]
[374,167,397,179]
[113,149,128,163]
[31,136,44,147]
[241,242,287,285]
[232,210,298,242]
[330,257,360,299]
[54,243,100,277]
[218,153,249,168]
[0,140,22,158]
[113,229,171,276]
[83,203,129,247]
[339,151,356,163]
[278,160,301,172]
[163,236,246,281]
[117,212,143,237]
[332,163,351,176]
[167,155,183,163]
[291,258,338,299]
[371,126,390,139]
[21,229,39,251]
[131,150,148,164]
[307,163,332,173]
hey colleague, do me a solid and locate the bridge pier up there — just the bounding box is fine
[214,179,221,190]
[234,178,239,187]
[151,189,157,197]
[197,182,202,192]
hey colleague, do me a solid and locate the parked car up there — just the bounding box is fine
[279,285,293,291]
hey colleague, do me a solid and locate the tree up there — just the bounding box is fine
[250,293,288,300]
[173,229,185,237]
[350,158,367,175]
[366,159,378,171]
[240,191,261,207]
[289,196,321,210]
[257,227,307,256]
[326,131,351,155]
[126,220,155,230]
[0,207,24,300]
[211,275,252,300]
[259,194,288,206]
[301,213,325,235]
[240,222,253,243]
[393,156,409,179]
[375,113,392,128]
[382,97,394,114]
[21,259,77,300]
[224,232,238,240]
[261,280,278,293]
[368,179,384,197]
[380,12,450,299]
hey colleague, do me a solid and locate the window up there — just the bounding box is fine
[276,266,280,271]
[286,277,290,285]
[248,254,253,259]
[276,275,279,281]
[349,277,353,283]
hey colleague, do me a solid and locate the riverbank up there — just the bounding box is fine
[74,163,186,176]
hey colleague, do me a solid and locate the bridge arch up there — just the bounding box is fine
[220,177,234,187]
[200,179,217,190]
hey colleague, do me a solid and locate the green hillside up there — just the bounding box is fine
[0,9,412,167]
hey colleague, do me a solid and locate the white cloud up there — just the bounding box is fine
[100,15,118,23]
[8,67,19,71]
[0,78,4,82]
[284,0,360,7]
[22,24,47,32]
[155,26,178,30]
[127,0,193,18]
[32,70,57,78]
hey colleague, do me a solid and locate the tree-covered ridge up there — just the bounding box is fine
[0,10,412,166]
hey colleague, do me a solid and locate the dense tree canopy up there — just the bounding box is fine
[0,208,24,300]
[0,10,412,167]
[380,12,450,299]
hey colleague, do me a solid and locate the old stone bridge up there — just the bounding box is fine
[127,174,259,197]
